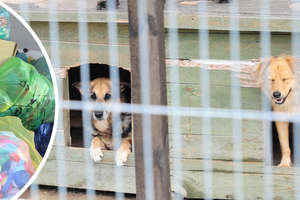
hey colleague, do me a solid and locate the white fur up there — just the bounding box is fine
[89,147,103,162]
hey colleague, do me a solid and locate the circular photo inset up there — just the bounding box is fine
[0,3,57,200]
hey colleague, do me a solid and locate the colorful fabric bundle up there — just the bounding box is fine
[0,131,34,199]
[0,116,42,169]
[0,7,10,40]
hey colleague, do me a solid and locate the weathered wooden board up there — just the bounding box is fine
[56,130,264,161]
[33,24,292,63]
[169,117,263,136]
[170,134,263,161]
[10,0,300,32]
[45,146,296,176]
[35,146,298,199]
[167,84,262,109]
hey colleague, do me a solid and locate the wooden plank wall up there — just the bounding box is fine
[30,21,296,199]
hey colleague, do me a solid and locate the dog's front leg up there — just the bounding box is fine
[275,121,292,167]
[90,137,105,162]
[115,139,131,166]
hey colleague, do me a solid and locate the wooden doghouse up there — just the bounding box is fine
[19,0,297,198]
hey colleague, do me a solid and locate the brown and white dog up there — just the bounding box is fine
[73,77,132,166]
[257,56,300,167]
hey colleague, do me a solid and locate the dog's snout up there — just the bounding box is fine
[94,111,103,119]
[273,91,281,99]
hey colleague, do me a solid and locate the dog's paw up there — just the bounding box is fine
[278,157,292,167]
[89,147,104,162]
[115,148,130,166]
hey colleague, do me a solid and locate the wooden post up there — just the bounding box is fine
[127,0,171,200]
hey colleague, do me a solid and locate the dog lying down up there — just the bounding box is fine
[256,55,300,167]
[73,77,132,166]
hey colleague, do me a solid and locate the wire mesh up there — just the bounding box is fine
[6,0,300,199]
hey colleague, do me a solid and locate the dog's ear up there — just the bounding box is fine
[72,81,82,94]
[120,82,130,92]
[283,55,294,71]
[120,82,131,103]
[255,58,270,87]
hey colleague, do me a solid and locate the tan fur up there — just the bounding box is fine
[258,56,297,167]
[74,77,132,165]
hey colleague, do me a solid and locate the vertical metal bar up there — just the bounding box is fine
[77,1,96,199]
[106,0,125,199]
[127,0,171,199]
[229,1,243,199]
[198,1,212,199]
[29,184,39,200]
[260,0,273,199]
[48,0,67,199]
[19,0,29,23]
[291,7,300,200]
[166,0,182,199]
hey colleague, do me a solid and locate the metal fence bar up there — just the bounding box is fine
[47,0,67,199]
[29,184,39,200]
[9,1,300,199]
[198,1,212,199]
[62,100,300,123]
[77,1,96,199]
[166,0,183,199]
[128,0,171,199]
[260,0,273,199]
[292,6,300,200]
[106,0,125,199]
[229,0,243,199]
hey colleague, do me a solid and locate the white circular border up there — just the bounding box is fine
[0,2,59,200]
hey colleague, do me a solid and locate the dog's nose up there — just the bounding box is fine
[94,111,103,119]
[273,91,281,98]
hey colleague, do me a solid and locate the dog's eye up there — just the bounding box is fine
[271,79,275,82]
[282,78,289,81]
[90,93,97,100]
[104,93,111,101]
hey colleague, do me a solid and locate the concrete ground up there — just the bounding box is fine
[21,186,136,200]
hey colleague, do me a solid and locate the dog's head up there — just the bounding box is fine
[257,56,295,106]
[73,77,130,121]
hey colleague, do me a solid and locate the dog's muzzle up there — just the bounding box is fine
[273,88,292,105]
[93,111,104,119]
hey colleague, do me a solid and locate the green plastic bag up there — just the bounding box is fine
[0,116,42,169]
[0,57,55,130]
[0,7,10,40]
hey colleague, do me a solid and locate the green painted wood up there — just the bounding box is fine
[13,9,300,32]
[34,24,292,62]
[41,41,131,68]
[167,83,262,110]
[45,146,296,175]
[36,146,297,199]
[168,117,263,136]
[171,134,263,161]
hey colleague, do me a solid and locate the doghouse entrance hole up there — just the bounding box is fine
[272,122,294,166]
[67,63,131,147]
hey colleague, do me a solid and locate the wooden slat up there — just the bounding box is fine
[35,29,292,64]
[168,117,263,136]
[36,146,298,199]
[128,0,171,199]
[8,0,300,32]
[45,146,296,175]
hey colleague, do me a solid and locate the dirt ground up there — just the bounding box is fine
[21,186,136,200]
